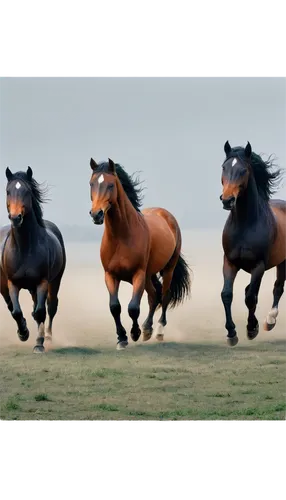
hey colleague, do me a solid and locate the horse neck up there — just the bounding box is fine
[231,173,270,228]
[10,210,43,251]
[104,180,140,240]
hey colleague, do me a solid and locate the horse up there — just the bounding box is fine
[220,141,285,346]
[0,166,66,353]
[88,158,191,350]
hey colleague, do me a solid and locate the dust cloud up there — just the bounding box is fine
[0,229,285,349]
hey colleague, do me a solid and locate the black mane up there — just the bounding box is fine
[226,147,284,201]
[8,171,48,227]
[96,162,143,211]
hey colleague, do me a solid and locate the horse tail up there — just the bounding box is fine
[167,253,191,308]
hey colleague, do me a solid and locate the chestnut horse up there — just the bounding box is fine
[0,167,66,353]
[220,141,285,346]
[89,158,191,349]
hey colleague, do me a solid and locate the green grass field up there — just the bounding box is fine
[1,339,285,420]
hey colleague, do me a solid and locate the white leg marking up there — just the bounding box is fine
[266,307,279,325]
[155,323,164,341]
[38,322,45,336]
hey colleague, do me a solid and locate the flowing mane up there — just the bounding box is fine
[8,171,48,226]
[226,147,284,201]
[95,162,144,211]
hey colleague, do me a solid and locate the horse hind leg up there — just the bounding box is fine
[142,275,162,342]
[45,277,62,343]
[155,267,175,342]
[264,260,285,332]
[157,237,192,343]
[154,245,183,342]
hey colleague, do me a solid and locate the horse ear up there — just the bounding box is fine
[224,141,232,156]
[244,141,252,159]
[90,158,98,171]
[108,158,116,174]
[6,167,13,181]
[27,166,33,180]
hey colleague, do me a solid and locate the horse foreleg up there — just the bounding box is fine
[128,269,145,343]
[264,260,285,332]
[105,272,128,350]
[245,261,265,340]
[221,256,238,346]
[32,280,48,353]
[142,275,161,342]
[7,280,29,341]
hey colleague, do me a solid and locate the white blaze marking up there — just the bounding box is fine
[98,174,104,184]
[232,159,237,166]
[15,182,21,189]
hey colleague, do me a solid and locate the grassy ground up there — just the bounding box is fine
[1,339,285,420]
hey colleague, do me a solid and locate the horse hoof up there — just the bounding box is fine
[116,340,128,350]
[18,329,29,342]
[263,320,275,332]
[247,324,259,340]
[33,345,45,354]
[131,330,141,342]
[156,333,164,342]
[142,329,153,342]
[227,335,238,347]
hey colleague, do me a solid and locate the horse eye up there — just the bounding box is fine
[108,183,114,190]
[7,190,10,196]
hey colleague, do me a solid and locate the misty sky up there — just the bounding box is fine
[0,78,285,229]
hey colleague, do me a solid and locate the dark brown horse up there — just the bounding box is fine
[89,158,191,349]
[0,167,66,352]
[220,141,285,346]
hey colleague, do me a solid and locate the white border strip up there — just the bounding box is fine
[0,72,286,76]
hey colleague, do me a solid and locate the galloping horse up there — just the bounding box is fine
[220,141,285,346]
[89,158,191,349]
[0,167,66,352]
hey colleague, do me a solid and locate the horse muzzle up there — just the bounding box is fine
[9,213,23,228]
[220,195,236,211]
[89,209,104,225]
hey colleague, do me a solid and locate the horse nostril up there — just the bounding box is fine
[17,214,22,221]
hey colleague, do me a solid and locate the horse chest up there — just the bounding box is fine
[224,232,266,271]
[5,250,47,281]
[3,237,60,285]
[227,245,256,266]
[101,242,142,281]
